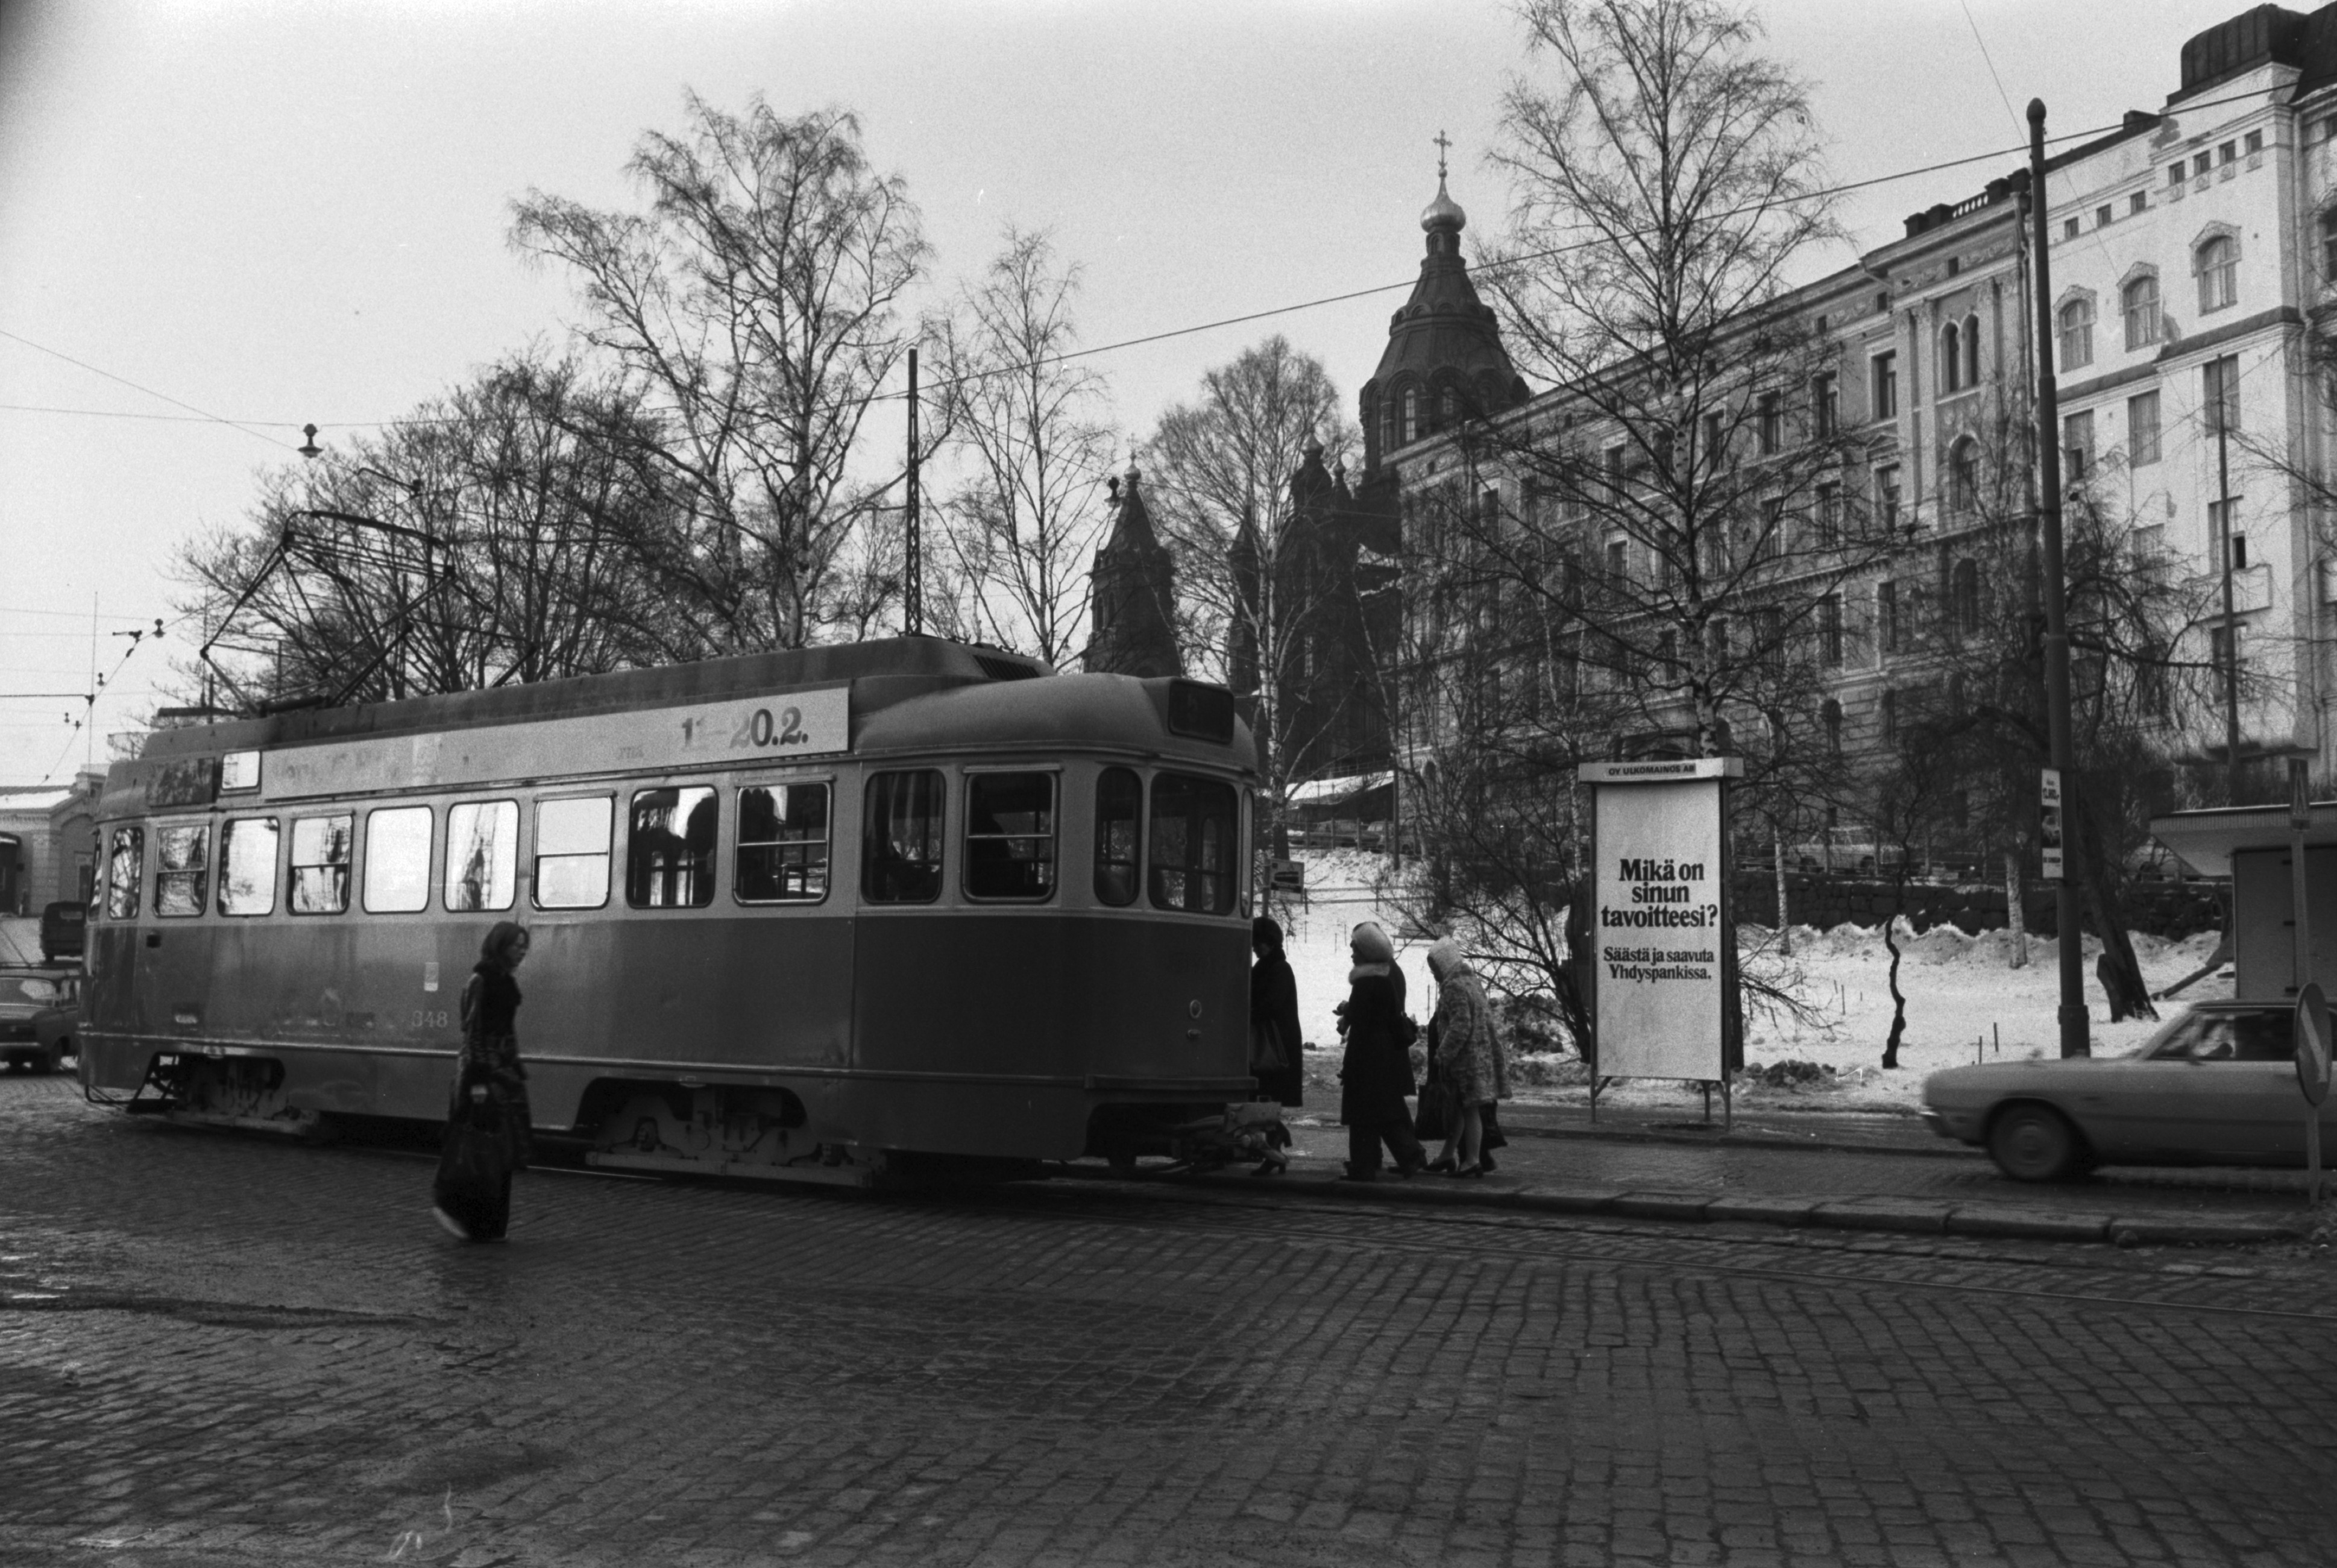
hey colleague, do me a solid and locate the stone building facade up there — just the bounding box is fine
[1081,464,1181,679]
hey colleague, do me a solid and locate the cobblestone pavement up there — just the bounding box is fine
[3,1073,2334,1567]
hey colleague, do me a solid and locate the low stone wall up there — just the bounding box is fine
[1735,872,2226,940]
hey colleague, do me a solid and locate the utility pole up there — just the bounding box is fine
[905,347,922,637]
[2028,101,2089,1059]
[2212,359,2242,802]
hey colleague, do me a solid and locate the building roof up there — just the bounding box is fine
[1364,176,1528,413]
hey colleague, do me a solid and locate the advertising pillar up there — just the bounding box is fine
[1581,758,1744,1122]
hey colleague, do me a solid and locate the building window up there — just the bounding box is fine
[1813,373,1838,437]
[1821,698,1843,754]
[1941,321,1963,391]
[1880,688,1898,741]
[2247,129,2264,156]
[1952,559,1982,637]
[2122,276,2159,349]
[964,772,1057,901]
[2128,390,2162,465]
[1603,442,1626,494]
[1605,535,1629,581]
[736,782,830,903]
[1877,580,1899,655]
[1402,388,1418,446]
[1814,482,1841,548]
[2194,152,2212,178]
[2322,209,2337,279]
[2204,354,2241,435]
[2130,192,2148,216]
[2197,235,2238,313]
[1758,391,1782,454]
[2095,204,2112,229]
[2062,409,2095,481]
[1963,313,1980,387]
[2209,497,2245,565]
[2062,216,2079,241]
[1817,596,1843,667]
[627,786,718,908]
[1949,438,1980,514]
[2168,162,2184,187]
[2218,140,2236,169]
[2057,298,2093,369]
[1873,464,1901,531]
[1871,351,1898,420]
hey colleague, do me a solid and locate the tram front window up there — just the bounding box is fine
[864,769,945,903]
[1149,773,1238,915]
[628,786,717,908]
[104,826,143,919]
[154,823,210,918]
[965,772,1055,901]
[737,783,829,903]
[1094,767,1140,907]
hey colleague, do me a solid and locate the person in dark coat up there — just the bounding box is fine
[433,921,533,1242]
[1336,921,1425,1181]
[1249,918,1305,1109]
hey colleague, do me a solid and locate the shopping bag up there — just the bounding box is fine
[1412,1074,1454,1142]
[1250,1018,1291,1074]
[432,1089,512,1241]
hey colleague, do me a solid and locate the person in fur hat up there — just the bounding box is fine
[1335,921,1426,1180]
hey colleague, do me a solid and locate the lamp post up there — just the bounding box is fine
[2027,101,2089,1059]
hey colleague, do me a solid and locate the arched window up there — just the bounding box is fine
[1820,698,1843,755]
[1963,312,1981,387]
[2058,297,2093,370]
[1949,436,1980,513]
[1952,559,1981,637]
[1439,386,1457,430]
[1402,387,1418,446]
[2197,234,2238,313]
[1941,322,1963,391]
[2122,275,2160,349]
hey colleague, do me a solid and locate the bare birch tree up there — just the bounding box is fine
[511,96,930,649]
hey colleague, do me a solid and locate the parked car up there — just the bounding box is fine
[1789,826,1906,877]
[38,900,86,963]
[1,968,78,1073]
[1921,1001,2336,1180]
[2122,842,2200,884]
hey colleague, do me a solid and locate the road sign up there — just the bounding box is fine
[2039,769,2064,882]
[2299,983,2332,1108]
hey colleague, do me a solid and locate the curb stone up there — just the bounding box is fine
[1163,1168,2308,1246]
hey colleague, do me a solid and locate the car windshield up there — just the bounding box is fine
[2126,1012,2196,1058]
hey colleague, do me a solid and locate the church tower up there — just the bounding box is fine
[1083,463,1181,678]
[1356,146,1529,474]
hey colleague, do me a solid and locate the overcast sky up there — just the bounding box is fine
[0,0,2222,778]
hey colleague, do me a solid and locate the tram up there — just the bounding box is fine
[78,639,1260,1183]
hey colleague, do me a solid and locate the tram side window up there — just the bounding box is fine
[737,783,829,903]
[217,817,280,916]
[1149,773,1238,915]
[104,826,143,919]
[154,823,210,918]
[445,800,519,912]
[363,807,433,913]
[863,770,945,903]
[1094,768,1141,907]
[534,795,613,910]
[289,815,353,914]
[627,787,718,908]
[964,772,1056,901]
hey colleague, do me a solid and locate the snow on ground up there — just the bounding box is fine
[1262,849,2228,1111]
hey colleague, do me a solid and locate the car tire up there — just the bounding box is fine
[1989,1103,2084,1182]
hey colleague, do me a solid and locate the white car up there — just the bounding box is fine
[1790,826,1906,877]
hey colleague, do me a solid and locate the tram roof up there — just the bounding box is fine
[107,640,1253,811]
[137,637,1046,759]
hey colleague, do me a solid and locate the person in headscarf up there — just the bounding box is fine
[1249,918,1305,1109]
[1426,937,1506,1177]
[432,921,533,1241]
[1335,920,1426,1181]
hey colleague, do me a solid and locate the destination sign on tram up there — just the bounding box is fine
[263,685,851,799]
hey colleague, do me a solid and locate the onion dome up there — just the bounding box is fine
[1420,174,1466,233]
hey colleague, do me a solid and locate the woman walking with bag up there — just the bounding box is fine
[1247,918,1304,1176]
[1426,937,1503,1177]
[432,921,535,1242]
[1336,921,1426,1182]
